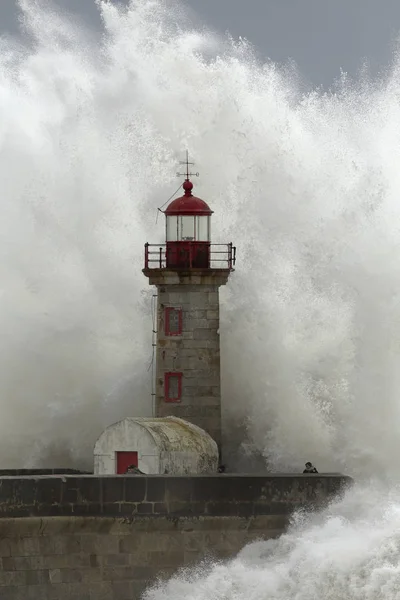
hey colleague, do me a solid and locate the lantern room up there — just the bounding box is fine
[164,179,213,269]
[143,154,236,271]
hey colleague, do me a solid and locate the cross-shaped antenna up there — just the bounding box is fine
[176,150,199,180]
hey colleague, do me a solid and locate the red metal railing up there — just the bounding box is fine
[144,242,236,270]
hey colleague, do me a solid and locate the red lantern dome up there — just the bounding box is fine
[164,180,213,216]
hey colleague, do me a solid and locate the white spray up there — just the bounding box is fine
[2,2,400,596]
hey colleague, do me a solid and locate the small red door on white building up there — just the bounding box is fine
[116,451,138,474]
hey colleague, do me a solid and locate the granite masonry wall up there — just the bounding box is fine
[142,270,231,449]
[0,474,352,600]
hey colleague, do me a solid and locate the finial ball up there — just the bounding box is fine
[183,180,193,192]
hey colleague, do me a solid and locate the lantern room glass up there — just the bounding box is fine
[166,215,211,242]
[166,215,178,241]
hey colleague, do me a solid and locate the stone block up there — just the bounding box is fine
[124,477,146,503]
[101,478,124,504]
[49,568,82,583]
[182,532,205,552]
[0,587,29,600]
[187,310,207,319]
[209,502,255,517]
[10,537,41,557]
[153,502,168,514]
[115,503,137,518]
[182,385,200,397]
[170,405,218,419]
[0,539,11,557]
[191,477,233,502]
[162,292,185,303]
[198,396,221,406]
[0,479,35,509]
[187,293,210,309]
[1,557,15,570]
[80,535,120,555]
[130,581,150,600]
[181,331,193,339]
[33,584,63,600]
[166,501,204,516]
[157,339,183,350]
[0,518,43,538]
[121,548,150,568]
[103,554,130,567]
[180,517,243,533]
[101,566,135,581]
[248,529,283,542]
[183,549,209,566]
[101,503,122,517]
[136,503,153,515]
[25,569,50,585]
[80,569,103,583]
[53,553,94,570]
[208,292,219,304]
[146,478,166,503]
[118,533,147,554]
[75,503,103,517]
[186,355,210,369]
[177,346,211,356]
[155,404,172,418]
[164,478,192,504]
[155,532,183,552]
[62,478,101,505]
[149,550,184,567]
[35,478,63,507]
[193,329,218,341]
[110,581,137,600]
[206,310,219,319]
[37,555,69,570]
[206,319,220,330]
[197,386,219,397]
[155,566,181,582]
[182,340,218,349]
[38,535,81,556]
[187,319,211,329]
[181,369,211,379]
[253,502,286,515]
[171,356,191,370]
[247,515,287,531]
[0,570,28,585]
[87,582,114,600]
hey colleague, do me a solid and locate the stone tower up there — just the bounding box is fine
[143,157,235,450]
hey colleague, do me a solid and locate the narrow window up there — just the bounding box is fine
[165,372,182,402]
[165,307,182,336]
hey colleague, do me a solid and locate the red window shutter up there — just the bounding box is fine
[165,372,182,402]
[165,307,182,336]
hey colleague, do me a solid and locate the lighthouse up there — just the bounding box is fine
[143,155,235,451]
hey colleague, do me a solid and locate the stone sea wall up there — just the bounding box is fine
[0,474,352,600]
[0,514,286,600]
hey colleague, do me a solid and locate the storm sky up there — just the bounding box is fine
[0,0,399,86]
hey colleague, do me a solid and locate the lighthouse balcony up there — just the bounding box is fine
[144,242,236,271]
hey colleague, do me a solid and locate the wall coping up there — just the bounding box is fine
[0,472,348,478]
[0,474,352,519]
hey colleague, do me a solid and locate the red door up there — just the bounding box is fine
[116,451,138,474]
